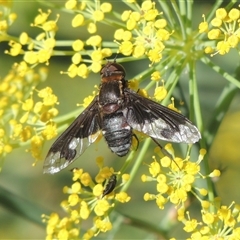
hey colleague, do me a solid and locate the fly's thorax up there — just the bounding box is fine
[98,80,124,114]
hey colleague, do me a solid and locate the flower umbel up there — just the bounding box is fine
[182,201,240,239]
[115,0,171,65]
[199,7,240,56]
[43,157,131,239]
[1,1,240,239]
[142,145,208,209]
[0,61,58,168]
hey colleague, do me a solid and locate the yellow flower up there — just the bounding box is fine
[94,199,110,216]
[216,41,230,55]
[216,8,227,20]
[148,49,162,64]
[183,218,198,232]
[151,71,161,81]
[94,217,112,233]
[87,22,97,33]
[228,8,240,21]
[119,40,133,56]
[86,35,102,47]
[182,201,240,238]
[198,20,208,33]
[154,85,167,101]
[207,29,221,39]
[41,124,57,140]
[68,194,79,206]
[211,17,222,27]
[80,201,90,220]
[65,0,77,10]
[115,192,131,203]
[93,10,104,21]
[115,0,169,63]
[77,63,89,78]
[200,7,240,56]
[202,212,214,224]
[72,14,84,27]
[142,145,206,208]
[100,3,112,13]
[72,39,84,51]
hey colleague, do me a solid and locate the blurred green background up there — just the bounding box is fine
[0,1,240,239]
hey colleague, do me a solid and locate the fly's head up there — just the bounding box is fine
[100,62,126,83]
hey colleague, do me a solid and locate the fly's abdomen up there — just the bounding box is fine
[102,113,132,156]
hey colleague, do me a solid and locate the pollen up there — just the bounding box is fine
[228,8,240,20]
[216,8,227,20]
[132,44,145,58]
[71,182,81,193]
[86,35,102,47]
[94,199,110,216]
[119,40,133,56]
[199,6,240,56]
[68,194,79,206]
[93,10,104,22]
[183,218,198,232]
[198,19,208,33]
[87,22,97,34]
[80,172,93,187]
[72,14,84,27]
[22,98,34,111]
[80,201,90,220]
[72,53,82,65]
[72,39,84,51]
[115,192,131,203]
[151,71,161,81]
[65,0,77,10]
[67,64,78,78]
[33,9,50,25]
[41,124,57,140]
[19,32,29,45]
[155,19,167,29]
[121,10,131,22]
[77,64,89,78]
[93,184,104,197]
[211,17,222,27]
[154,85,167,101]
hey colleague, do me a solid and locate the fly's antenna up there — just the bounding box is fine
[113,53,118,63]
[105,54,118,63]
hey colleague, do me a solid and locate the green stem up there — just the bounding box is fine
[186,0,193,34]
[157,1,175,28]
[205,83,238,148]
[120,138,151,193]
[170,1,187,41]
[188,61,215,206]
[201,57,240,89]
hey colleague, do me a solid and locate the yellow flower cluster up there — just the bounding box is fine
[64,0,113,78]
[43,157,131,239]
[199,7,240,56]
[142,144,211,209]
[5,9,59,66]
[0,5,17,33]
[0,62,58,164]
[182,201,240,239]
[115,0,171,65]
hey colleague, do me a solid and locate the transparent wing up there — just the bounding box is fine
[123,89,201,143]
[43,97,101,174]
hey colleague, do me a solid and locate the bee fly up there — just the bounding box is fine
[44,61,201,174]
